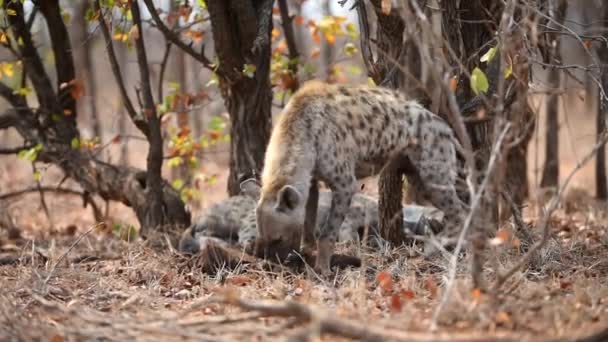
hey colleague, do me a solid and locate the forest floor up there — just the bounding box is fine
[1,185,608,341]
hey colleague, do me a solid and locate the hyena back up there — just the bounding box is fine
[256,80,465,274]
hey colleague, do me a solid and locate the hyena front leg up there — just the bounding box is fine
[316,172,356,275]
[302,178,319,256]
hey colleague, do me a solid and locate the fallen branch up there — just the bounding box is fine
[494,132,608,290]
[0,186,83,200]
[220,296,522,342]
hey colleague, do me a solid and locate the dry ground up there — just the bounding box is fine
[2,88,608,340]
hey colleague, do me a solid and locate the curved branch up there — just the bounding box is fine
[141,0,215,71]
[94,0,149,138]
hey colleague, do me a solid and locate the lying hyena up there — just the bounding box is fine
[256,80,466,274]
[178,181,384,256]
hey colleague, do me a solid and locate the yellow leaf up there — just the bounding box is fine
[1,62,14,77]
[271,27,280,40]
[0,32,7,44]
[381,0,392,15]
[470,67,489,95]
[324,32,336,45]
[504,64,513,79]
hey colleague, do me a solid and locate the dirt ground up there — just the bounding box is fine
[2,89,608,340]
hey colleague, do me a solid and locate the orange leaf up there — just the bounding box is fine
[376,271,394,293]
[111,135,121,144]
[63,109,73,116]
[584,39,593,49]
[209,130,221,141]
[399,289,415,300]
[471,287,482,300]
[294,15,304,26]
[496,311,512,325]
[449,76,458,92]
[390,294,402,312]
[68,78,85,100]
[324,33,336,45]
[272,27,281,40]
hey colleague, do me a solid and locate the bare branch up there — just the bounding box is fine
[277,0,299,92]
[141,0,215,71]
[94,0,149,138]
[494,131,608,290]
[158,42,172,101]
[0,186,83,201]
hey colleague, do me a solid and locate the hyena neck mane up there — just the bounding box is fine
[260,81,328,201]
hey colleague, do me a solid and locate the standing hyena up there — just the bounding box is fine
[256,80,466,274]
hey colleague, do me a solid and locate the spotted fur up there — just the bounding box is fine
[256,80,466,274]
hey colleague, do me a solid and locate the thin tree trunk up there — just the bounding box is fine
[71,1,101,139]
[540,0,567,189]
[596,4,608,199]
[540,69,560,188]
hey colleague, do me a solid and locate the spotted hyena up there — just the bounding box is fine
[178,179,384,256]
[256,80,466,274]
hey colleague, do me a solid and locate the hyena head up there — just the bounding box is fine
[255,184,305,262]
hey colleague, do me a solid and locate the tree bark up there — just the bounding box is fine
[596,4,608,200]
[360,0,408,246]
[206,0,273,195]
[540,0,567,189]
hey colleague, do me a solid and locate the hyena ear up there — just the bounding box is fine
[239,178,261,199]
[276,185,301,212]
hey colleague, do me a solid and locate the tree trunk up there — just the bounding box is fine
[206,0,273,195]
[540,0,567,189]
[361,0,408,246]
[596,4,608,200]
[540,69,560,188]
[71,1,101,139]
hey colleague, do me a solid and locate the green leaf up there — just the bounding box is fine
[172,178,185,190]
[367,77,376,87]
[346,65,362,76]
[197,0,207,10]
[32,170,42,182]
[345,23,358,39]
[17,144,42,162]
[13,86,31,96]
[206,72,218,87]
[206,175,217,186]
[208,116,225,131]
[167,156,183,168]
[343,42,358,57]
[242,63,256,78]
[71,137,81,149]
[6,9,16,16]
[480,47,497,63]
[470,67,489,95]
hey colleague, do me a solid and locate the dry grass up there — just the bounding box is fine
[2,191,608,341]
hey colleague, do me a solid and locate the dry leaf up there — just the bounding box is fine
[400,289,415,300]
[390,294,402,312]
[376,271,394,293]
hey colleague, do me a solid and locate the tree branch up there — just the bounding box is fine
[0,186,83,201]
[37,0,77,117]
[94,0,149,138]
[140,0,215,71]
[277,0,299,92]
[4,0,61,119]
